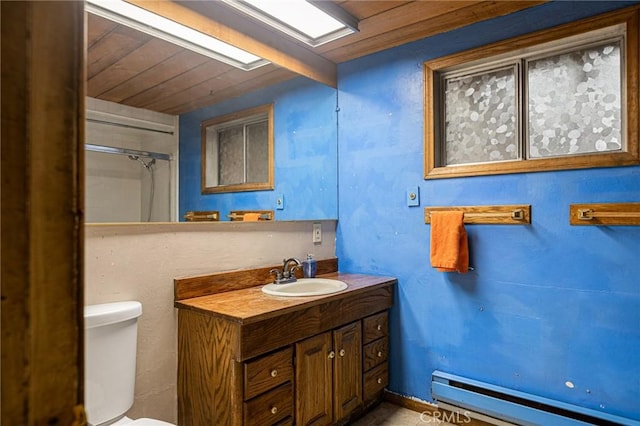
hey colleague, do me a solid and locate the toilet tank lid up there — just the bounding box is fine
[85,301,142,329]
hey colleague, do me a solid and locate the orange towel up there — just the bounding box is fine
[242,213,262,222]
[430,211,469,273]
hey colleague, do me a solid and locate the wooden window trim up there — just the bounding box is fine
[424,6,640,179]
[201,103,274,193]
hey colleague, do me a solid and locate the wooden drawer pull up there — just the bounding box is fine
[270,406,278,415]
[377,378,383,384]
[377,351,383,358]
[339,349,346,357]
[376,324,382,331]
[270,369,278,378]
[328,351,335,359]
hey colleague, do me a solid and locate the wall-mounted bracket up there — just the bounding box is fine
[424,204,531,225]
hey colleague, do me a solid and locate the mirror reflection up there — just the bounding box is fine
[179,77,338,222]
[84,4,338,224]
[85,97,178,223]
[202,104,274,194]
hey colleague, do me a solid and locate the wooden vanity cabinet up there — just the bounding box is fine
[176,273,395,426]
[295,321,362,426]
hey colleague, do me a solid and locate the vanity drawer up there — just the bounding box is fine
[363,363,388,401]
[244,382,293,426]
[244,347,293,400]
[363,311,388,344]
[363,337,388,371]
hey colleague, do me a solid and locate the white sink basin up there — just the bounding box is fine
[262,278,348,297]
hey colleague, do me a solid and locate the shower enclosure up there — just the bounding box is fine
[85,99,177,223]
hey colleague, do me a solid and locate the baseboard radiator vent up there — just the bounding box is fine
[432,371,639,426]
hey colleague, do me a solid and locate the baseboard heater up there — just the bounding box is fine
[432,371,639,426]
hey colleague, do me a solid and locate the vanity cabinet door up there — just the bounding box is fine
[295,322,363,425]
[295,332,333,426]
[333,321,362,420]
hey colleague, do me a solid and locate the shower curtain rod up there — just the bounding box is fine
[87,117,174,135]
[85,143,172,161]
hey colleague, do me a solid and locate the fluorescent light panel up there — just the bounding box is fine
[222,0,358,47]
[85,0,269,71]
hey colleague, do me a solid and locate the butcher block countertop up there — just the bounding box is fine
[175,272,397,326]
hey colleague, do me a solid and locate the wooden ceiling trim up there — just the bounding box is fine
[87,25,152,79]
[126,0,337,88]
[163,67,296,115]
[97,50,211,104]
[322,1,546,63]
[88,37,183,97]
[126,60,238,111]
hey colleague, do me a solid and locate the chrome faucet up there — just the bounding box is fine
[269,257,302,284]
[283,257,302,278]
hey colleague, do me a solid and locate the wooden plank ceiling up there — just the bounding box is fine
[87,0,545,116]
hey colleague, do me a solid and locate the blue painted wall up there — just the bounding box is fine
[179,77,338,220]
[336,1,640,421]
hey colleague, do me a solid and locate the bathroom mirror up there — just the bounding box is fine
[84,6,338,223]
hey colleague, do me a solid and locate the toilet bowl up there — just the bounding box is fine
[109,416,173,426]
[84,301,175,426]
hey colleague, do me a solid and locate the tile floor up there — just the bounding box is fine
[351,402,456,426]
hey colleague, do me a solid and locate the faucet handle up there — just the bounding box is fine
[290,264,302,278]
[269,268,283,281]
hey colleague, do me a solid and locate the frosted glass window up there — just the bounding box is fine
[527,41,622,158]
[216,119,268,185]
[444,67,518,165]
[246,121,269,183]
[202,104,274,193]
[423,13,638,179]
[218,125,245,185]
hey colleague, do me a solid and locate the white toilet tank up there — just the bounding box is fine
[85,301,142,426]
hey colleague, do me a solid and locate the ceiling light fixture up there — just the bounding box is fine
[221,0,359,47]
[85,0,269,71]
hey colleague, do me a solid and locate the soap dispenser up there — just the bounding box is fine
[302,254,317,278]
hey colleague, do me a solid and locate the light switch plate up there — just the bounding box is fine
[406,186,420,207]
[276,194,284,210]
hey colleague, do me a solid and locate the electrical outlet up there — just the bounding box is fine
[312,223,322,243]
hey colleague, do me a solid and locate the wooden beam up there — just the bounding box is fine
[322,1,546,63]
[1,1,85,424]
[125,0,337,87]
